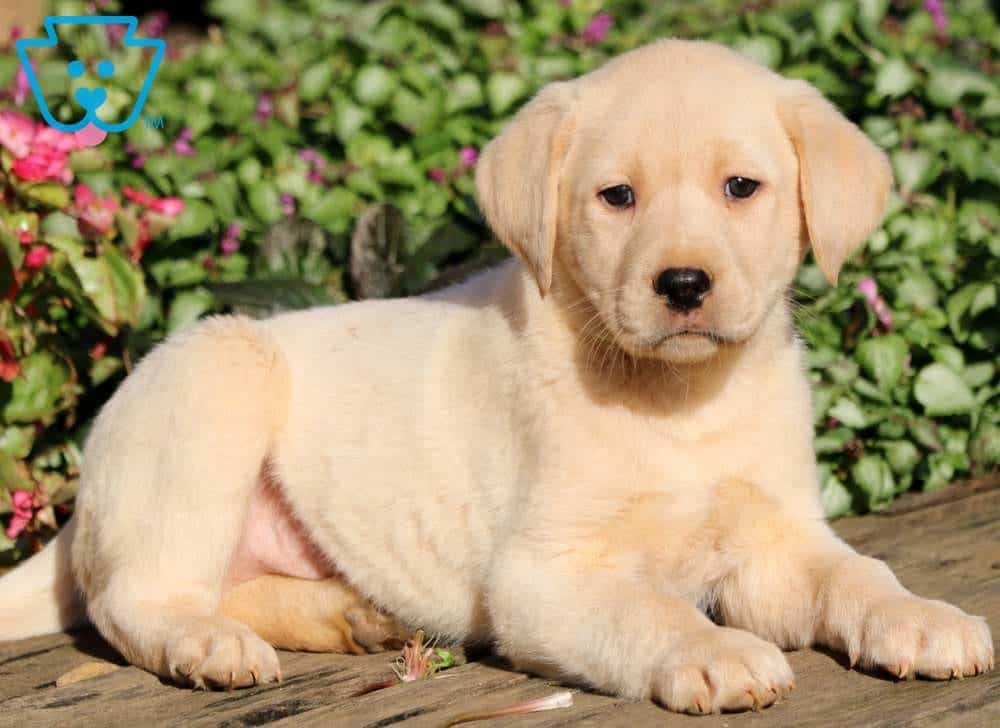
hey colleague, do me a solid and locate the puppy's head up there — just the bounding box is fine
[476,40,892,364]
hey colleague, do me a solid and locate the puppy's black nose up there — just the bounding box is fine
[653,268,712,311]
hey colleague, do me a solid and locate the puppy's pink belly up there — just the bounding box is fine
[225,478,334,585]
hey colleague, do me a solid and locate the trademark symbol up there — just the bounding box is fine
[143,114,164,129]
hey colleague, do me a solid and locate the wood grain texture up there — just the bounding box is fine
[1,477,997,727]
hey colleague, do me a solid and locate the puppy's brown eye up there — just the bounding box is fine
[599,184,635,208]
[725,177,759,199]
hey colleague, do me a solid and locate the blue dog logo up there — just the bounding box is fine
[15,16,165,133]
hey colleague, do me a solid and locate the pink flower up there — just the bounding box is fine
[11,145,72,184]
[14,62,31,106]
[150,197,184,216]
[857,277,893,330]
[427,167,446,183]
[256,93,274,123]
[220,223,241,255]
[173,128,196,157]
[35,125,80,152]
[23,245,50,270]
[281,193,296,216]
[857,277,878,305]
[459,146,478,168]
[5,490,34,539]
[298,149,323,165]
[106,23,127,46]
[0,109,36,158]
[581,13,612,44]
[131,154,147,169]
[73,183,118,236]
[924,0,948,35]
[122,186,155,207]
[143,10,169,38]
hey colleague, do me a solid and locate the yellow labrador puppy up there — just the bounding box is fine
[1,40,993,713]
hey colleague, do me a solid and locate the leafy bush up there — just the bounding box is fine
[0,0,997,562]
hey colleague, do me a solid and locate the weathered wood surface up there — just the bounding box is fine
[1,478,998,727]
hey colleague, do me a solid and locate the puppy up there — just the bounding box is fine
[1,40,992,713]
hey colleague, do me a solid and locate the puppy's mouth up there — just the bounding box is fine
[652,328,733,347]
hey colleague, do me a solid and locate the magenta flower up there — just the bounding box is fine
[0,109,36,158]
[105,23,127,46]
[924,0,948,35]
[280,193,296,216]
[73,183,118,237]
[173,128,196,157]
[857,277,893,330]
[35,125,80,153]
[5,490,34,539]
[143,11,169,38]
[11,145,72,184]
[298,149,323,165]
[150,197,184,216]
[14,61,31,106]
[427,167,446,183]
[220,222,242,255]
[131,154,147,169]
[581,13,613,44]
[23,245,50,271]
[459,146,478,168]
[256,93,274,123]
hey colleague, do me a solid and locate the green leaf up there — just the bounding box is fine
[486,72,528,115]
[851,454,895,509]
[0,426,34,458]
[881,440,920,475]
[874,59,916,99]
[300,61,334,102]
[733,36,782,68]
[829,397,867,428]
[926,68,996,107]
[914,363,976,416]
[23,183,70,209]
[855,334,907,390]
[813,1,853,41]
[892,149,941,194]
[168,199,216,241]
[445,74,484,113]
[353,65,397,107]
[166,287,215,334]
[248,181,284,225]
[1,352,70,424]
[962,362,995,389]
[970,422,1000,471]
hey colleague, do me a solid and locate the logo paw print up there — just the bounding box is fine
[15,16,165,134]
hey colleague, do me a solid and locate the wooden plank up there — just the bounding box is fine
[0,479,996,726]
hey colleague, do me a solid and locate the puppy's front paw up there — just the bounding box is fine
[164,616,281,689]
[651,627,794,714]
[847,596,994,680]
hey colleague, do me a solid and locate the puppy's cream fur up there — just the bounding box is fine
[1,40,992,712]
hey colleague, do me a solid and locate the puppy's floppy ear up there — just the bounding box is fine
[475,82,576,296]
[779,80,893,284]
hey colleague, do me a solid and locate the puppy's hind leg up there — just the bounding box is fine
[220,575,410,655]
[72,316,290,688]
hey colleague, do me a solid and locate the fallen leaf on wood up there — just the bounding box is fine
[55,661,119,687]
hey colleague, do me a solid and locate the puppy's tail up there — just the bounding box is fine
[0,517,85,640]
